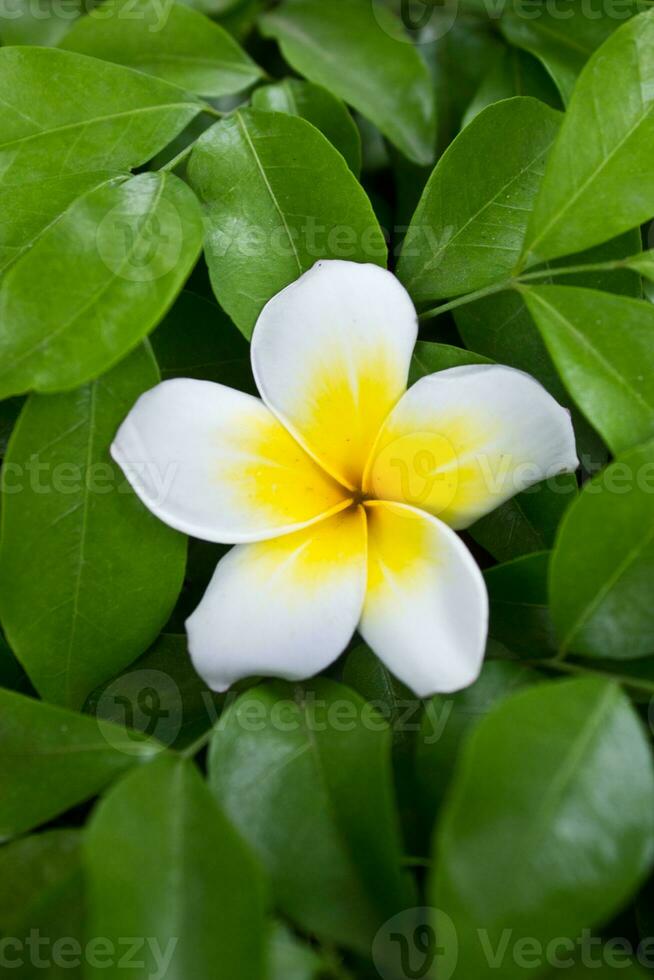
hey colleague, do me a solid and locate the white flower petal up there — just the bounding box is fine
[186,507,367,691]
[364,364,578,528]
[251,260,418,489]
[359,501,488,696]
[111,378,349,544]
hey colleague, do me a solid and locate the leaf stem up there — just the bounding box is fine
[531,657,654,697]
[180,727,215,759]
[159,141,196,173]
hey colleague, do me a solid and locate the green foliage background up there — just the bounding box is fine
[1,0,654,977]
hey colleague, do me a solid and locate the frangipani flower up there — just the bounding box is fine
[112,261,578,696]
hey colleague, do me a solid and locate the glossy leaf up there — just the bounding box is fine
[252,78,361,174]
[0,830,85,979]
[0,47,203,182]
[151,289,255,392]
[260,0,436,165]
[0,172,204,397]
[188,108,386,337]
[398,98,561,304]
[522,11,654,264]
[208,679,412,952]
[0,346,187,709]
[433,678,654,980]
[550,440,654,660]
[463,46,561,126]
[85,754,266,980]
[61,0,262,97]
[501,0,639,104]
[0,687,160,840]
[524,285,654,456]
[485,552,557,658]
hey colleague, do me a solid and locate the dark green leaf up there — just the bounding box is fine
[550,440,654,660]
[433,678,654,980]
[408,341,491,386]
[85,754,266,980]
[501,0,640,104]
[523,285,654,456]
[260,0,436,165]
[61,0,262,97]
[252,78,361,174]
[188,108,386,337]
[398,98,561,304]
[151,289,255,392]
[0,172,204,397]
[0,47,203,182]
[267,923,325,980]
[463,46,561,126]
[522,10,654,264]
[208,679,412,952]
[0,830,84,979]
[0,345,187,708]
[0,687,160,840]
[485,551,557,657]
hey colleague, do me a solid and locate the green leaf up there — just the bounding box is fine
[208,679,412,952]
[463,47,561,127]
[433,678,654,980]
[408,341,491,385]
[0,47,203,182]
[523,286,654,456]
[61,0,262,97]
[0,172,204,397]
[188,108,386,337]
[501,0,640,104]
[550,440,654,660]
[0,172,119,277]
[0,687,161,840]
[485,552,558,658]
[522,10,654,264]
[398,98,561,305]
[85,754,266,980]
[85,634,222,752]
[260,0,436,165]
[0,830,84,980]
[252,78,361,175]
[0,345,187,709]
[469,474,578,564]
[625,247,654,281]
[0,0,86,45]
[268,923,325,980]
[151,289,255,393]
[543,963,651,980]
[416,661,539,821]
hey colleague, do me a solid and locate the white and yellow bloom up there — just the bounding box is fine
[112,261,578,696]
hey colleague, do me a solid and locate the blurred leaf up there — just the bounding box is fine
[208,678,412,953]
[0,346,187,709]
[188,108,386,337]
[0,830,84,979]
[469,474,578,563]
[416,660,539,823]
[408,341,491,385]
[0,397,24,457]
[522,11,654,264]
[0,0,87,45]
[485,551,557,658]
[260,0,436,165]
[252,78,361,174]
[0,47,203,182]
[524,286,654,456]
[85,633,221,751]
[151,290,255,393]
[625,248,654,282]
[398,98,561,305]
[0,687,160,840]
[501,0,640,104]
[433,678,654,980]
[550,440,654,660]
[61,0,262,97]
[0,172,203,397]
[267,923,325,980]
[463,46,561,126]
[85,754,266,979]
